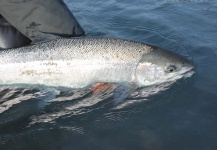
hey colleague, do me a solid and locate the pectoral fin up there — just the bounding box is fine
[113,83,138,104]
[91,82,138,104]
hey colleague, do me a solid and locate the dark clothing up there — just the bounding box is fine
[0,0,85,49]
[0,16,31,49]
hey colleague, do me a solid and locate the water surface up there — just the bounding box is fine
[0,0,217,149]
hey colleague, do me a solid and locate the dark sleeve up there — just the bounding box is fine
[0,15,31,50]
[0,0,85,42]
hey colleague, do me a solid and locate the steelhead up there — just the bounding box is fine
[0,38,194,88]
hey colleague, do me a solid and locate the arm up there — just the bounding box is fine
[0,0,85,43]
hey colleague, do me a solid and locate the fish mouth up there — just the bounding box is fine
[181,66,194,77]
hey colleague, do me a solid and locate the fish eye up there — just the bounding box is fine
[166,65,176,73]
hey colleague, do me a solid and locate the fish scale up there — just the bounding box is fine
[0,37,194,88]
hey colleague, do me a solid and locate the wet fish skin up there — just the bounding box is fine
[0,37,194,88]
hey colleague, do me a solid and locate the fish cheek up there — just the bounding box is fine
[135,62,152,86]
[135,62,167,86]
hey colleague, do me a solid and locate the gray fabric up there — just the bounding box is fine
[0,15,31,49]
[0,0,85,42]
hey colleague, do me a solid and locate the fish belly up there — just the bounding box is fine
[0,59,136,88]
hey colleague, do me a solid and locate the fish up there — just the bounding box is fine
[0,37,194,89]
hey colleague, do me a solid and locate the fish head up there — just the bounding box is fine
[135,46,194,86]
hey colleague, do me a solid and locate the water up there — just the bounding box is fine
[0,0,217,149]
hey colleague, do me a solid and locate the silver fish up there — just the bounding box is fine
[0,37,194,88]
